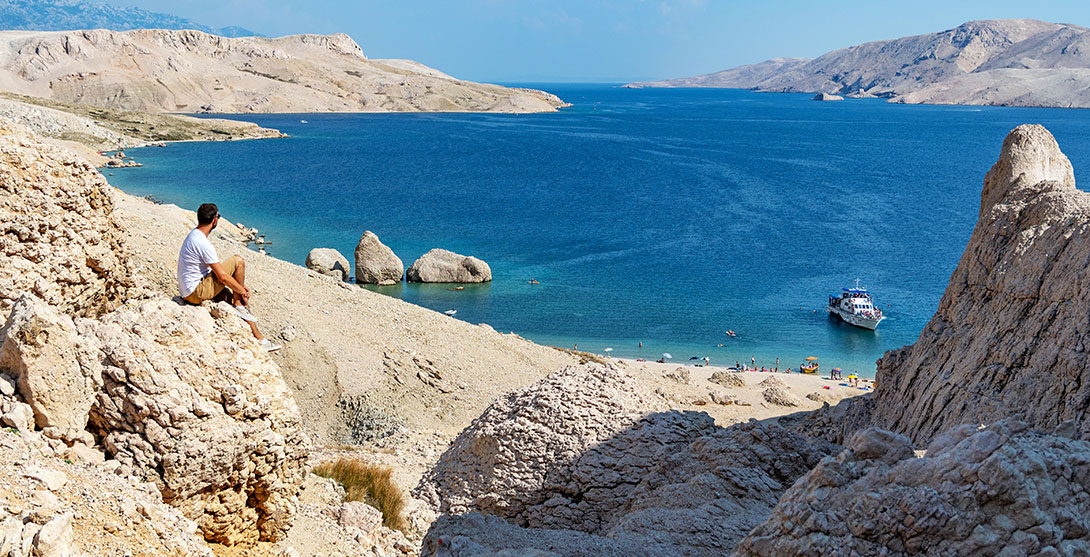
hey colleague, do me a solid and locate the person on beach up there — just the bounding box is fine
[177,203,280,352]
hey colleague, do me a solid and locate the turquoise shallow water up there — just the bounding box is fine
[107,85,1090,377]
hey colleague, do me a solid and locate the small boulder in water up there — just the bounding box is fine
[305,248,350,281]
[354,231,404,285]
[407,249,491,283]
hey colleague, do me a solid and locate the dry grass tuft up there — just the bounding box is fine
[313,459,406,531]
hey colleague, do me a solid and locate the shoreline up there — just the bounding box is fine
[104,142,886,379]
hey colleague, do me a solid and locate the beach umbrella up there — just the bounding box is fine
[832,367,842,372]
[604,347,613,352]
[662,353,673,359]
[689,356,701,360]
[805,356,819,361]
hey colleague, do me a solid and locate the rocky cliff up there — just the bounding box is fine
[735,420,1090,556]
[797,124,1090,449]
[629,19,1090,108]
[0,125,131,317]
[864,124,1090,444]
[0,124,309,549]
[0,28,567,113]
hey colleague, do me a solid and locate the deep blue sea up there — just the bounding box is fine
[107,85,1090,376]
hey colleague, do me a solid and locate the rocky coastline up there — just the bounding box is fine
[628,19,1090,109]
[2,112,1090,556]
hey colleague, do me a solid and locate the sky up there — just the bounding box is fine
[117,0,1090,82]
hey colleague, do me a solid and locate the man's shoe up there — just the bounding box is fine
[259,338,282,352]
[233,305,257,323]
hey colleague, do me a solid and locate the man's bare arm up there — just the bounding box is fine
[209,261,249,302]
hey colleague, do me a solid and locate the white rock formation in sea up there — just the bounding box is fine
[812,93,843,101]
[629,19,1090,108]
[407,249,491,283]
[354,231,404,285]
[0,29,568,113]
[735,420,1090,556]
[0,126,130,318]
[417,364,836,555]
[306,248,351,281]
[802,124,1090,446]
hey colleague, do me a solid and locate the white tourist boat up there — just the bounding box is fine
[827,280,885,330]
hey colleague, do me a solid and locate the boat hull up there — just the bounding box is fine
[828,306,884,330]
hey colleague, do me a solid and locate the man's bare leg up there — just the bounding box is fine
[248,320,264,341]
[230,255,247,307]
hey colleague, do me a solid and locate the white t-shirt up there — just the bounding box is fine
[177,228,219,297]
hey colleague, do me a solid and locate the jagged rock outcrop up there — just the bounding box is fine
[407,249,491,283]
[830,124,1090,445]
[0,29,567,113]
[0,294,309,545]
[305,248,350,281]
[709,370,746,388]
[0,296,97,441]
[0,125,130,319]
[354,231,403,285]
[0,372,213,556]
[812,93,843,101]
[761,386,802,407]
[416,364,671,525]
[85,297,308,544]
[418,365,837,554]
[735,420,1090,556]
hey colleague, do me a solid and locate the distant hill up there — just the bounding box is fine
[0,28,568,113]
[0,0,259,37]
[627,19,1090,109]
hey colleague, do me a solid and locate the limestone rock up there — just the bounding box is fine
[812,92,843,101]
[305,248,350,281]
[79,297,308,544]
[761,386,802,407]
[416,364,670,526]
[757,376,786,388]
[339,501,383,533]
[736,420,1090,556]
[354,232,403,285]
[708,370,745,388]
[422,512,669,557]
[663,366,691,384]
[0,295,98,438]
[826,125,1090,444]
[407,249,491,283]
[418,365,837,554]
[0,126,131,319]
[32,512,73,557]
[805,390,837,404]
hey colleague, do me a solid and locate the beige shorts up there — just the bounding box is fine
[183,255,239,304]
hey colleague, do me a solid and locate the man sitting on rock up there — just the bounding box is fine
[178,203,280,352]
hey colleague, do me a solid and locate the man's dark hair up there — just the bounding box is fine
[197,203,219,225]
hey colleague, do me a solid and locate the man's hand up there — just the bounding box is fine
[238,285,251,304]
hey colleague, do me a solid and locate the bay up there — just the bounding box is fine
[107,85,1090,376]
